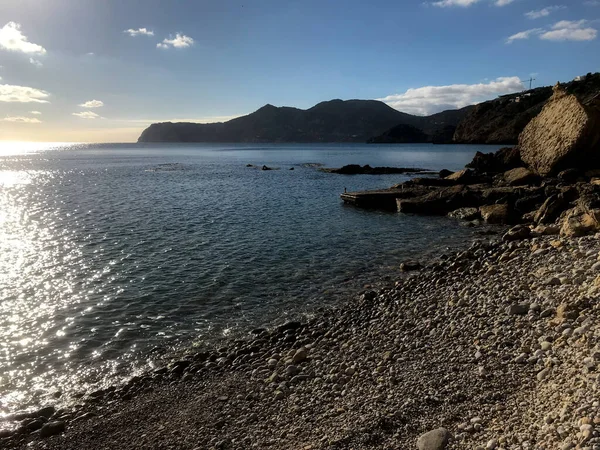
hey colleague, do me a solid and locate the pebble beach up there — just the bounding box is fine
[4,230,600,449]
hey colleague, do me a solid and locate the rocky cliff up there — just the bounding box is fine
[138,99,472,144]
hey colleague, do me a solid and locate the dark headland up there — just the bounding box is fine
[137,76,597,146]
[3,73,600,449]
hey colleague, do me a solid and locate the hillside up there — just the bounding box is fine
[452,87,554,145]
[368,105,474,144]
[453,73,600,144]
[137,99,471,143]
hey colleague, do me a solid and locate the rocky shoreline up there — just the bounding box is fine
[3,75,600,450]
[3,229,600,449]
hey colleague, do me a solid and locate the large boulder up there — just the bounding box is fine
[519,84,600,176]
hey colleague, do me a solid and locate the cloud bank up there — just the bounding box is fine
[0,83,50,103]
[541,20,597,41]
[2,116,41,123]
[508,20,597,43]
[0,22,46,54]
[377,77,524,115]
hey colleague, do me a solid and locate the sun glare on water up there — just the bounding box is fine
[0,141,77,157]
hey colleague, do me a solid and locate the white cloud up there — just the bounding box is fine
[124,28,154,37]
[506,28,543,43]
[157,33,194,49]
[79,99,104,108]
[541,20,597,41]
[0,83,50,103]
[30,110,41,115]
[507,20,597,43]
[73,111,101,119]
[525,5,566,19]
[377,77,524,116]
[584,0,600,5]
[431,0,480,6]
[122,115,242,124]
[2,116,41,123]
[29,57,43,67]
[431,0,514,6]
[0,22,46,55]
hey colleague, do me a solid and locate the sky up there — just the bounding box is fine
[0,0,598,142]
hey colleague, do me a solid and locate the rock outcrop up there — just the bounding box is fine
[321,165,429,175]
[519,83,600,176]
[465,147,523,174]
[503,167,539,186]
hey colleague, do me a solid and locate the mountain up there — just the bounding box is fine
[366,124,429,144]
[368,105,474,144]
[137,99,472,143]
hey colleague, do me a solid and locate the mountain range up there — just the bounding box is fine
[138,99,472,144]
[138,74,599,145]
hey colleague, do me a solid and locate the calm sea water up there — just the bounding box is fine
[0,142,501,414]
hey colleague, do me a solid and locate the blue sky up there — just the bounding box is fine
[0,0,598,142]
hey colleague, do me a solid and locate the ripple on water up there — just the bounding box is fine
[0,142,498,414]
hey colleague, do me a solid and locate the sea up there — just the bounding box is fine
[0,142,501,414]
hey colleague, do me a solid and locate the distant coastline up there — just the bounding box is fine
[137,81,564,146]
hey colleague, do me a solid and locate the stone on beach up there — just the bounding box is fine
[479,204,510,224]
[40,421,65,438]
[417,428,451,450]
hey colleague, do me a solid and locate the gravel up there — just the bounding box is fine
[4,233,600,449]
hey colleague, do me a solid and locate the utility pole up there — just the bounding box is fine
[521,77,536,91]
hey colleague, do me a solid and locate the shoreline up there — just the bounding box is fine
[0,216,488,420]
[4,229,600,449]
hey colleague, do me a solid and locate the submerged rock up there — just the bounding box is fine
[323,164,428,175]
[400,261,421,272]
[448,207,480,221]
